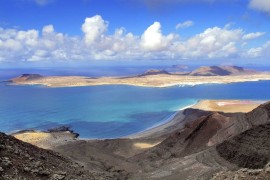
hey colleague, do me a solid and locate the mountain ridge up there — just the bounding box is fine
[189,65,257,76]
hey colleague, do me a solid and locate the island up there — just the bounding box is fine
[9,66,270,88]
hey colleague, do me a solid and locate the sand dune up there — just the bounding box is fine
[133,142,160,149]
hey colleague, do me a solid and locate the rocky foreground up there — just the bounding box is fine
[1,101,270,179]
[0,131,97,180]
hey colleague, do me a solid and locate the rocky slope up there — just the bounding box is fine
[0,132,95,180]
[212,123,270,179]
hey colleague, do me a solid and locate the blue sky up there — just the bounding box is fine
[0,0,270,66]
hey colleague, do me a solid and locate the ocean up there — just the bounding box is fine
[0,79,270,138]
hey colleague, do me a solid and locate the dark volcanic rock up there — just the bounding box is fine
[47,126,71,132]
[216,123,270,169]
[47,126,79,138]
[0,132,95,180]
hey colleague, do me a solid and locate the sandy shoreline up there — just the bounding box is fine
[126,103,197,139]
[12,99,266,149]
[10,73,270,88]
[192,99,265,113]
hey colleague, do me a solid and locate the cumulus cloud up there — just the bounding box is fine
[141,22,175,51]
[242,32,265,40]
[174,26,243,58]
[0,15,268,62]
[249,0,270,14]
[246,41,270,58]
[42,25,54,35]
[176,20,194,29]
[82,15,108,45]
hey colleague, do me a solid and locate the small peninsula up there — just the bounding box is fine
[9,66,270,88]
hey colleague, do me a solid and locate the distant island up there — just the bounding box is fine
[9,66,270,88]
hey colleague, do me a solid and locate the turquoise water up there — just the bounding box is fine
[0,81,270,138]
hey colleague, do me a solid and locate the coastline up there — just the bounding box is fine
[125,102,198,139]
[10,73,270,88]
[12,99,264,149]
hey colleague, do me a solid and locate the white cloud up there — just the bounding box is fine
[82,15,108,45]
[42,25,54,35]
[249,0,270,14]
[175,26,243,58]
[242,32,265,40]
[246,41,270,58]
[0,15,268,62]
[141,22,175,51]
[176,20,194,29]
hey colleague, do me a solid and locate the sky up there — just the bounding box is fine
[0,0,270,67]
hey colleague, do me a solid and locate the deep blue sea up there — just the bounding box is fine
[0,66,270,138]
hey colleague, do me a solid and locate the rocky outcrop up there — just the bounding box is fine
[47,126,79,138]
